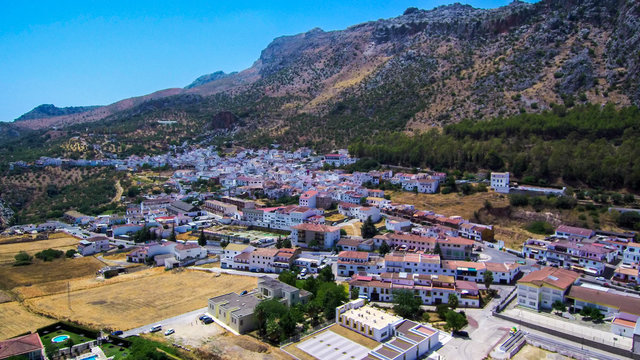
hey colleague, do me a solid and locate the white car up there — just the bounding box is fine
[164,328,175,336]
[595,276,606,281]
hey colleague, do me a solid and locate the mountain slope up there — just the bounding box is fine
[15,104,100,122]
[6,0,640,153]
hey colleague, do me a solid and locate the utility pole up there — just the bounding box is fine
[67,281,71,311]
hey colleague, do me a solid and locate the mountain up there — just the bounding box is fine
[15,104,100,121]
[5,0,640,154]
[184,71,237,89]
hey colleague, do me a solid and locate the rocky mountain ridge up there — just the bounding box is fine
[5,0,640,152]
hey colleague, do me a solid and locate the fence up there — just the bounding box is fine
[280,321,336,347]
[493,287,518,313]
[494,312,639,359]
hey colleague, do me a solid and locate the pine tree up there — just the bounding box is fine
[198,230,207,246]
[168,226,177,242]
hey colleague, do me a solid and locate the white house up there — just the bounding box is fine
[490,172,510,193]
[174,243,207,261]
[77,236,110,256]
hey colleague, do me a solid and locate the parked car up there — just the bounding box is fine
[240,290,248,296]
[595,276,606,281]
[149,325,162,333]
[111,330,123,336]
[202,317,214,324]
[517,260,526,265]
[164,329,175,336]
[453,330,469,338]
[536,260,546,265]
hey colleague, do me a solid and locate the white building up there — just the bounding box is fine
[290,223,341,249]
[336,299,403,342]
[490,172,510,193]
[516,267,580,310]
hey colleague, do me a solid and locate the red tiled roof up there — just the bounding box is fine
[338,251,369,260]
[291,223,339,232]
[556,225,594,237]
[518,267,579,290]
[0,333,43,358]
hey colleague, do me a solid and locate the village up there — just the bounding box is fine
[1,147,640,360]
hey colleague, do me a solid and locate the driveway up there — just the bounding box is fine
[122,307,208,337]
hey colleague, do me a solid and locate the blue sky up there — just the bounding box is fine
[0,0,536,122]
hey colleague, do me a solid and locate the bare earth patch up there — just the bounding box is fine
[388,191,509,220]
[0,256,104,291]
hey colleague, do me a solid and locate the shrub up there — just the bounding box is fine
[526,221,554,235]
[35,248,64,261]
[14,251,33,266]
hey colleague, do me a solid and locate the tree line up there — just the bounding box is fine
[348,104,640,191]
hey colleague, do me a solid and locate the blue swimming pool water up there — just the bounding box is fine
[81,356,97,360]
[51,335,70,343]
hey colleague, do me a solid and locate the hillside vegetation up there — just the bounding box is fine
[350,104,640,191]
[0,0,637,154]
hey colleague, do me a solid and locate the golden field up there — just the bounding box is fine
[0,232,80,264]
[0,256,104,291]
[0,301,55,339]
[24,268,257,330]
[387,190,509,219]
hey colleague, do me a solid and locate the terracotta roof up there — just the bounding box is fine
[175,243,200,250]
[0,333,43,358]
[567,286,640,315]
[291,223,339,232]
[338,251,369,260]
[252,248,279,257]
[613,317,636,328]
[518,267,580,290]
[556,225,594,237]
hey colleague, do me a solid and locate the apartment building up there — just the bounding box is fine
[290,223,341,249]
[516,267,580,310]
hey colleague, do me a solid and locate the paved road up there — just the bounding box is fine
[97,255,130,266]
[189,266,278,278]
[121,307,208,337]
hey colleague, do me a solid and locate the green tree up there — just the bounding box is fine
[552,300,566,314]
[14,251,32,266]
[198,230,207,246]
[317,265,335,283]
[265,318,282,343]
[444,310,468,333]
[350,286,360,300]
[275,237,283,249]
[340,228,347,236]
[361,216,379,239]
[448,293,459,310]
[282,238,292,248]
[314,282,348,320]
[483,270,494,290]
[434,242,442,256]
[65,249,77,258]
[422,312,431,323]
[278,270,297,287]
[379,240,391,256]
[436,304,449,319]
[392,289,422,319]
[168,226,176,242]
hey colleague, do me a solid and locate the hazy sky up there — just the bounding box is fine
[0,0,536,122]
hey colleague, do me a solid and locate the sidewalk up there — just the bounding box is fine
[502,307,632,350]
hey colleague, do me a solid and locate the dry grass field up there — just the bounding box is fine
[24,268,257,330]
[388,190,509,219]
[0,233,80,264]
[0,301,55,339]
[0,256,104,291]
[513,344,568,360]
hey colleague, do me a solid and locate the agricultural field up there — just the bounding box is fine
[387,190,509,220]
[0,301,55,339]
[0,232,80,264]
[24,268,257,330]
[0,256,104,291]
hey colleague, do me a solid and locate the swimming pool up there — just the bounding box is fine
[51,334,70,343]
[80,356,97,360]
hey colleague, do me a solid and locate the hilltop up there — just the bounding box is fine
[2,0,639,156]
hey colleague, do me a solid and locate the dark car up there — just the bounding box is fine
[453,330,469,338]
[111,330,123,336]
[202,317,214,324]
[536,260,546,265]
[240,290,248,296]
[198,315,209,321]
